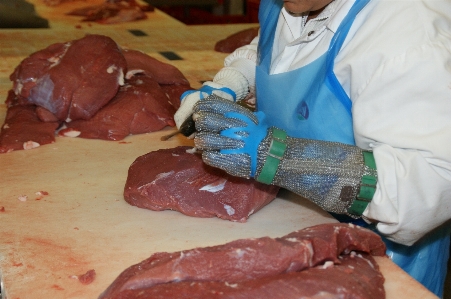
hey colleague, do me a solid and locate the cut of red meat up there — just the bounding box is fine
[1,35,192,150]
[123,146,280,222]
[122,49,190,86]
[0,91,59,153]
[106,254,384,299]
[66,0,154,24]
[10,34,127,122]
[60,75,190,140]
[214,27,260,53]
[99,223,386,299]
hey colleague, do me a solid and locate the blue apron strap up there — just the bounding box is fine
[325,0,371,115]
[257,0,283,68]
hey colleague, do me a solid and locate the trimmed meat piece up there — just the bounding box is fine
[99,223,386,299]
[123,49,190,85]
[105,254,384,299]
[0,91,59,153]
[123,146,280,222]
[59,74,190,140]
[214,27,259,53]
[66,0,154,24]
[10,34,126,122]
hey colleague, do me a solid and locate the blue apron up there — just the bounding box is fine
[255,0,450,296]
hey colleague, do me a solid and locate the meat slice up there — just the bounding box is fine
[60,75,190,140]
[123,146,280,222]
[104,254,384,299]
[66,0,154,24]
[10,34,126,122]
[214,27,259,53]
[99,223,386,299]
[0,91,59,153]
[123,49,190,86]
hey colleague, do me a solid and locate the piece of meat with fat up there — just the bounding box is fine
[99,223,386,299]
[10,34,126,122]
[122,49,190,86]
[59,74,189,140]
[214,27,260,53]
[123,146,280,222]
[0,91,59,153]
[105,254,384,299]
[66,0,154,24]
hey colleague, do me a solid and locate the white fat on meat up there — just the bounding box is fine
[185,147,198,154]
[321,261,335,269]
[224,282,238,288]
[63,129,81,137]
[23,141,40,150]
[107,65,117,74]
[125,69,145,79]
[118,68,125,86]
[224,204,235,216]
[137,171,175,190]
[48,42,70,68]
[199,178,227,193]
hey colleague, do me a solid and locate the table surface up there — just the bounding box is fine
[0,1,438,298]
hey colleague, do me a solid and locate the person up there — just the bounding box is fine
[174,0,451,296]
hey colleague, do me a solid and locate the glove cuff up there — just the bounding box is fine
[346,151,377,216]
[255,128,288,184]
[213,68,249,101]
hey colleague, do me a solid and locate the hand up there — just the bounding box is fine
[174,82,236,130]
[193,95,269,178]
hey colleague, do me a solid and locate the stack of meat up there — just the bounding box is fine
[99,223,387,299]
[0,34,192,153]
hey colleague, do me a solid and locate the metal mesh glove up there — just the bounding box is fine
[193,96,378,217]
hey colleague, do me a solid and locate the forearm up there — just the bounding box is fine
[221,35,259,93]
[255,128,377,217]
[365,144,451,245]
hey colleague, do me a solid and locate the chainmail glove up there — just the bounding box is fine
[193,95,268,178]
[193,96,378,217]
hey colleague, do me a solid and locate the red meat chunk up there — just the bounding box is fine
[99,223,386,299]
[123,49,190,86]
[0,91,59,153]
[10,34,126,122]
[123,146,280,222]
[214,27,260,53]
[60,75,190,140]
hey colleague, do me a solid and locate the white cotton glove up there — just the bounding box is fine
[174,67,249,130]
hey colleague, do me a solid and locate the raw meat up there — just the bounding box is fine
[214,27,259,53]
[99,223,386,299]
[123,146,280,222]
[0,91,59,153]
[10,34,126,122]
[1,34,193,152]
[59,74,189,140]
[122,49,190,86]
[66,0,154,24]
[43,0,81,6]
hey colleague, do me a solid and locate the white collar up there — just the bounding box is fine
[281,0,355,36]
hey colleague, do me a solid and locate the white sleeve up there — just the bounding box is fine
[350,38,451,246]
[221,33,260,93]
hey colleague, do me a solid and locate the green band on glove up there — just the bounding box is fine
[256,128,287,184]
[347,151,377,216]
